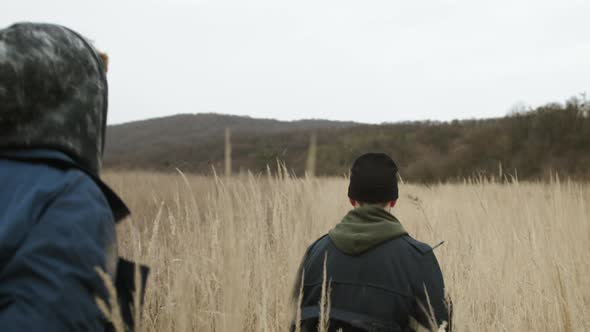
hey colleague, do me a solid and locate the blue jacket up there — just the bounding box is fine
[0,150,126,331]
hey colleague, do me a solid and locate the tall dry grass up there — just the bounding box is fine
[103,170,590,331]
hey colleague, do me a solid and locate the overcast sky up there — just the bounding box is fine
[3,0,589,124]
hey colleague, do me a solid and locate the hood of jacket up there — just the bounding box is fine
[0,22,108,176]
[328,205,407,255]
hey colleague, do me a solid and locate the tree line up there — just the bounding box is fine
[105,96,590,182]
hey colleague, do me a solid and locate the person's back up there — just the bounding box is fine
[293,153,450,332]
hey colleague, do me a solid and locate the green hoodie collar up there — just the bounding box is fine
[328,205,407,255]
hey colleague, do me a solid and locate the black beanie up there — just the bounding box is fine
[348,153,399,203]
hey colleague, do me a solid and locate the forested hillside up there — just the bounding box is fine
[104,98,590,181]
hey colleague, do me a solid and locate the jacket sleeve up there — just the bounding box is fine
[0,174,117,332]
[290,237,324,332]
[410,251,450,331]
[291,235,327,303]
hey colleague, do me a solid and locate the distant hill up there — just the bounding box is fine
[104,113,356,173]
[104,100,590,181]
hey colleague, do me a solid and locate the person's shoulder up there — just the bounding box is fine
[22,162,112,215]
[1,150,121,221]
[39,168,116,235]
[30,161,103,200]
[1,157,86,193]
[0,150,92,190]
[60,169,112,211]
[302,234,330,258]
[308,234,330,251]
[6,149,131,222]
[400,235,434,256]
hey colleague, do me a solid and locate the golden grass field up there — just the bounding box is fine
[104,170,590,331]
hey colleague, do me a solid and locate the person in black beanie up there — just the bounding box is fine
[292,153,450,332]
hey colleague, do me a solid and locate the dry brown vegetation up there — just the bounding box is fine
[104,170,590,331]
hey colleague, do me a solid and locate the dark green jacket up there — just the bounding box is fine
[294,206,449,332]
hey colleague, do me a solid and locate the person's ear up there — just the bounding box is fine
[98,51,109,73]
[349,198,357,207]
[389,200,397,208]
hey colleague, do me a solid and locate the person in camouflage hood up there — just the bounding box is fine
[0,22,147,331]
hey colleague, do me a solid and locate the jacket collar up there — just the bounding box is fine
[328,206,408,255]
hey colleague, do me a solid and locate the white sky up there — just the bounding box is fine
[3,0,589,124]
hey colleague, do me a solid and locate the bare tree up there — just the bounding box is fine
[225,127,232,177]
[306,132,317,177]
